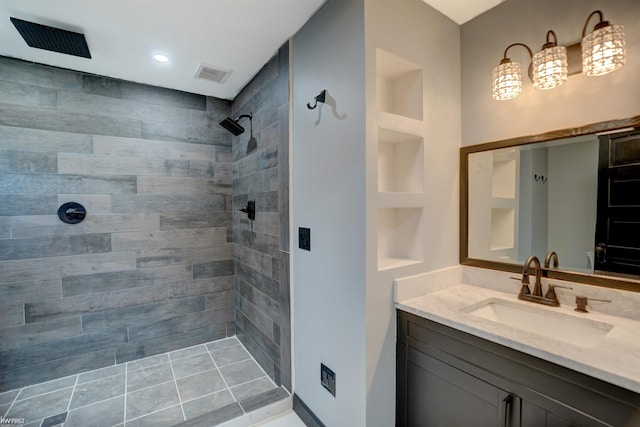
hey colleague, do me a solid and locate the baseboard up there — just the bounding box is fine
[292,394,325,427]
[217,389,292,427]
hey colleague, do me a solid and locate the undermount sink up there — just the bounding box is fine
[461,298,614,348]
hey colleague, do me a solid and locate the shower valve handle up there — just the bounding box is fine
[239,201,255,220]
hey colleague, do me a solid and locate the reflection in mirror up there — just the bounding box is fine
[468,134,599,273]
[460,117,640,291]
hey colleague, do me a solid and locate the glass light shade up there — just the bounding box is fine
[582,24,625,76]
[532,46,568,90]
[492,61,522,100]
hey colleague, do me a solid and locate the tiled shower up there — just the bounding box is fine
[0,43,291,425]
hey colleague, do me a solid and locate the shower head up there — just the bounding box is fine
[219,117,244,136]
[219,114,252,136]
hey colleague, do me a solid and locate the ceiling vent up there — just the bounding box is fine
[10,17,91,59]
[194,63,232,84]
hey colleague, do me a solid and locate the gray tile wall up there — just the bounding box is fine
[0,56,235,392]
[231,44,291,391]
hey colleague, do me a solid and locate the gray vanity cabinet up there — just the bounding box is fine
[406,346,520,426]
[397,310,640,427]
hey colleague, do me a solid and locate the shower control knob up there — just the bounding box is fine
[57,202,86,224]
[239,201,255,220]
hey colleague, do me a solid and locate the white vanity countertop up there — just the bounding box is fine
[397,283,640,394]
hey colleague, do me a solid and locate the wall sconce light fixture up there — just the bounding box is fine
[492,10,625,101]
[532,30,567,91]
[581,10,626,77]
[492,43,531,100]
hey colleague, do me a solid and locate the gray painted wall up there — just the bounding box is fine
[518,146,548,259]
[231,44,291,391]
[292,0,461,424]
[548,137,599,271]
[0,56,235,392]
[293,0,368,425]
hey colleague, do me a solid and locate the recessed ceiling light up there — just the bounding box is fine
[153,54,169,63]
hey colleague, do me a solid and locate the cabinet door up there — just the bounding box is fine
[522,400,610,427]
[407,346,520,427]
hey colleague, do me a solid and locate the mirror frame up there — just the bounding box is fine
[460,115,640,293]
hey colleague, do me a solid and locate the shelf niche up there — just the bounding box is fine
[378,128,424,193]
[491,208,515,251]
[376,49,423,121]
[492,149,517,199]
[378,207,424,270]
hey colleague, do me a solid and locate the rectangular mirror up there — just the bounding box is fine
[460,116,640,291]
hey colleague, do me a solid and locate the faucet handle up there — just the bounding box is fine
[575,296,612,313]
[543,284,571,300]
[509,276,530,295]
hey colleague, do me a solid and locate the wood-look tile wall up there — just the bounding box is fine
[231,44,292,391]
[0,56,234,392]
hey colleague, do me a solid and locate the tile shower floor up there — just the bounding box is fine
[0,337,288,427]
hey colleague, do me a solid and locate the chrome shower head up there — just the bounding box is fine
[219,114,252,136]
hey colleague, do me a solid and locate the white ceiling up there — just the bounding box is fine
[422,0,505,25]
[0,0,326,100]
[0,0,500,100]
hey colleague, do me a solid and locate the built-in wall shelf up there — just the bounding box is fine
[377,112,423,136]
[374,48,425,272]
[490,207,515,251]
[492,151,517,199]
[376,49,423,121]
[489,197,518,209]
[489,149,518,254]
[378,127,424,193]
[467,148,519,260]
[377,207,424,271]
[377,192,423,208]
[378,257,422,271]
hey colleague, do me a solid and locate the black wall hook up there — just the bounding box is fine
[307,90,327,109]
[534,174,548,183]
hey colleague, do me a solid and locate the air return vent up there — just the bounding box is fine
[10,17,91,59]
[194,63,232,84]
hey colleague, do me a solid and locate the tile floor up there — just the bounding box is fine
[0,337,289,427]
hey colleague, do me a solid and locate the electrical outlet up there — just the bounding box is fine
[299,227,311,251]
[320,363,336,396]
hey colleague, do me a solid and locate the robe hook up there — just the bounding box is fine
[307,90,327,110]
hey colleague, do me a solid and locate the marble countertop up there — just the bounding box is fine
[397,283,640,394]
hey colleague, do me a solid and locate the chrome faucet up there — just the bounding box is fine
[514,255,571,307]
